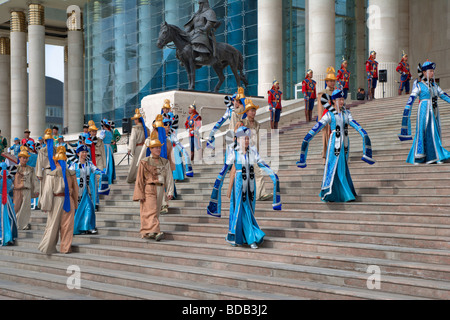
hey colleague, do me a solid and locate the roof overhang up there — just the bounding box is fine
[0,0,88,45]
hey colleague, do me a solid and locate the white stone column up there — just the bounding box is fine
[28,4,46,137]
[308,0,335,94]
[0,38,11,142]
[355,0,367,91]
[67,9,85,134]
[368,0,399,98]
[10,11,28,140]
[398,1,409,60]
[257,0,283,98]
[64,45,69,131]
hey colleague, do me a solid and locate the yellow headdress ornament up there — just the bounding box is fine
[53,146,68,161]
[238,98,260,115]
[131,108,143,121]
[325,67,337,81]
[162,99,172,110]
[88,120,99,132]
[153,114,164,128]
[43,128,53,141]
[146,130,164,148]
[18,146,30,158]
[235,87,246,101]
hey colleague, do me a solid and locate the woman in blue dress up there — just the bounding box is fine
[0,162,18,246]
[297,89,376,202]
[69,145,104,235]
[163,117,193,181]
[207,126,281,249]
[399,61,450,164]
[99,119,116,184]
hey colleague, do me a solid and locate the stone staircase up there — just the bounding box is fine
[1,93,450,300]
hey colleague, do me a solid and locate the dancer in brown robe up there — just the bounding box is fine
[133,138,174,241]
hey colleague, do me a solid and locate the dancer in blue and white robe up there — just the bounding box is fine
[99,119,116,184]
[69,145,105,235]
[207,126,281,249]
[399,61,450,164]
[297,89,376,202]
[206,92,246,151]
[0,163,18,246]
[163,117,193,180]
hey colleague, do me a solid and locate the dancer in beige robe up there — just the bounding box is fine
[127,109,151,184]
[133,138,174,241]
[317,67,337,164]
[36,129,57,209]
[38,146,78,255]
[241,99,272,201]
[13,147,39,230]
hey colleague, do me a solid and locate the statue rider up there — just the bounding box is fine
[184,0,221,65]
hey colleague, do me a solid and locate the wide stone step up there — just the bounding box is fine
[89,208,450,229]
[73,216,450,238]
[98,199,450,214]
[101,192,450,205]
[17,229,450,266]
[0,278,98,300]
[0,261,187,300]
[110,177,450,191]
[7,238,445,299]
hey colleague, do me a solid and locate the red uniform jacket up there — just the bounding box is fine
[396,61,411,82]
[268,88,283,110]
[185,113,202,137]
[337,67,351,89]
[302,78,317,99]
[366,58,379,79]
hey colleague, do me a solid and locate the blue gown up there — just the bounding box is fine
[399,81,450,164]
[99,130,116,184]
[207,146,281,247]
[169,133,193,180]
[69,160,103,234]
[0,173,18,246]
[297,109,375,202]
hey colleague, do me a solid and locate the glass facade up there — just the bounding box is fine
[84,0,258,126]
[83,0,358,122]
[282,0,357,100]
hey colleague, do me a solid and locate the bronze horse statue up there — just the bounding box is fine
[156,21,248,92]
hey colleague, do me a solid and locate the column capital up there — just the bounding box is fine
[0,37,10,55]
[67,9,82,31]
[10,11,27,32]
[28,3,45,26]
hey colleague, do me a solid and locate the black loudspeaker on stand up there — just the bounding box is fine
[118,118,132,166]
[379,69,387,98]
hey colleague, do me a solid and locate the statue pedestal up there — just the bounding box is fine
[141,89,267,129]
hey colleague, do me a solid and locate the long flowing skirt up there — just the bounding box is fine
[104,144,116,184]
[320,148,357,203]
[172,146,185,181]
[73,188,96,235]
[0,196,18,246]
[406,108,450,164]
[226,194,265,246]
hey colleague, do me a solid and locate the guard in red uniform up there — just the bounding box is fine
[337,57,351,99]
[366,51,379,100]
[396,51,411,96]
[268,80,283,130]
[302,69,317,122]
[185,103,202,161]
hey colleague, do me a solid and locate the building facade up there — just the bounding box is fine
[0,0,450,138]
